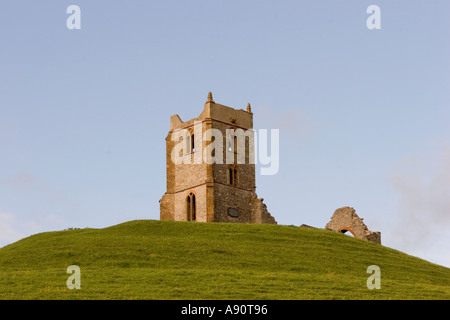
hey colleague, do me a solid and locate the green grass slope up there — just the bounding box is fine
[0,220,449,300]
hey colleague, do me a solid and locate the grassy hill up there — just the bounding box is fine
[0,219,449,300]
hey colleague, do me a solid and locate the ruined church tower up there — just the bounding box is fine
[159,92,276,224]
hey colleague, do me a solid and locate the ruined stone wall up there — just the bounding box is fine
[159,193,174,220]
[252,198,277,224]
[325,207,381,244]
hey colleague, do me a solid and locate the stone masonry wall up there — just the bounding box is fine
[214,184,255,223]
[325,207,381,244]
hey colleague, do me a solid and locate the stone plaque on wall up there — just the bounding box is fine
[228,207,239,217]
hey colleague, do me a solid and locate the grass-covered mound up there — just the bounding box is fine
[0,220,448,299]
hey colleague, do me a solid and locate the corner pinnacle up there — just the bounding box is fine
[247,103,252,112]
[207,92,215,103]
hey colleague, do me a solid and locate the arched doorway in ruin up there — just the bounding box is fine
[338,227,356,238]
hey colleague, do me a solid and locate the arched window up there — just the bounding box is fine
[186,134,191,155]
[192,194,196,221]
[228,167,237,186]
[186,192,196,221]
[186,132,195,155]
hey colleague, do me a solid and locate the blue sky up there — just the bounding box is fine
[1,1,449,268]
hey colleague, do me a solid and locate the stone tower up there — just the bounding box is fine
[159,92,276,224]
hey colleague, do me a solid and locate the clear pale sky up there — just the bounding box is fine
[1,1,449,268]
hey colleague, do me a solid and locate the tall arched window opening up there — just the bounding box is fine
[186,193,196,221]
